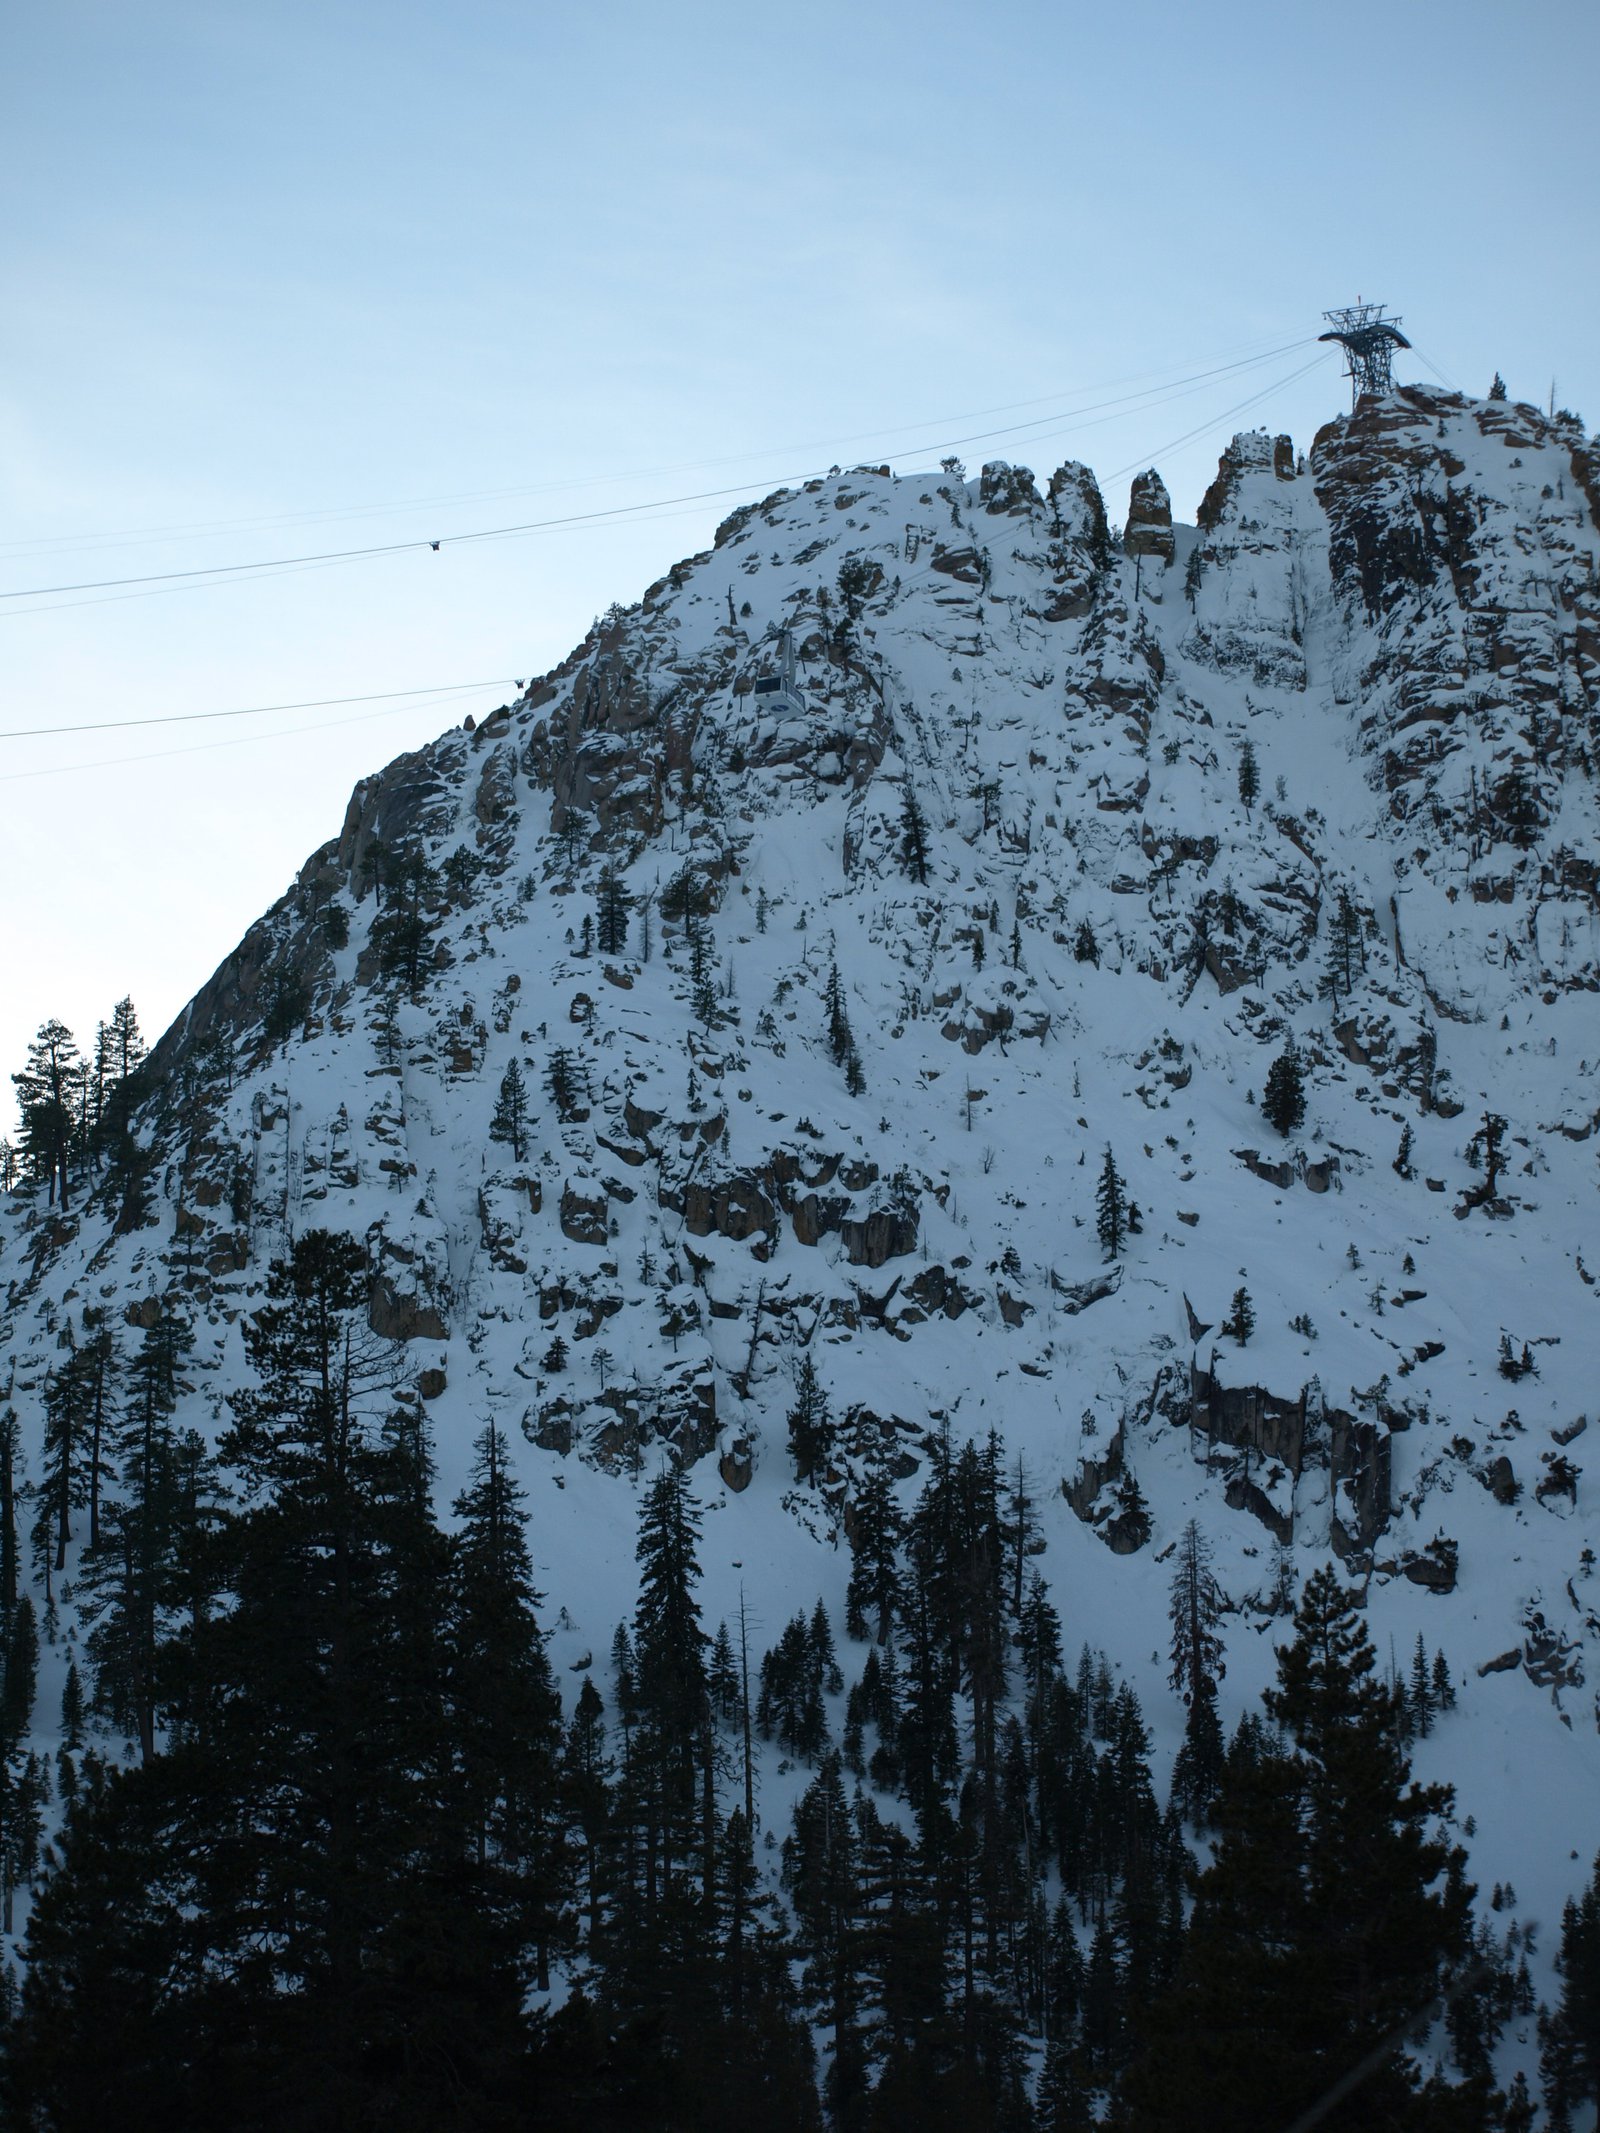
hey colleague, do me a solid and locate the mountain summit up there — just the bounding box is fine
[4,381,1599,2024]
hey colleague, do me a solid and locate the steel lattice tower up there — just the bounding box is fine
[1319,303,1412,407]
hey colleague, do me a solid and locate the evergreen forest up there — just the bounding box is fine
[1,1228,1590,2132]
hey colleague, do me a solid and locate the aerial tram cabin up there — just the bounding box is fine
[746,628,806,720]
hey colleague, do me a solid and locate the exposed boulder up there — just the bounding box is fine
[369,1274,448,1343]
[903,1263,973,1320]
[841,1203,919,1270]
[1225,1469,1294,1545]
[1401,1538,1458,1593]
[1042,461,1110,619]
[559,1182,609,1247]
[1483,1454,1520,1505]
[792,1192,850,1247]
[1330,1412,1393,1556]
[1523,1612,1584,1690]
[930,543,984,584]
[1054,1268,1121,1316]
[527,1400,576,1455]
[1236,1147,1294,1189]
[1197,429,1278,532]
[1065,1420,1125,1523]
[979,461,1040,516]
[1123,470,1174,564]
[675,1172,777,1252]
[719,1437,754,1492]
[1192,1367,1307,1472]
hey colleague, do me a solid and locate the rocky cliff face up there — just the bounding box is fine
[5,384,1600,1917]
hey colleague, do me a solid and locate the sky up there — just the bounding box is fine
[4,0,1597,1112]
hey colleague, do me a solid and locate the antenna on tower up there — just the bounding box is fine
[1318,302,1412,408]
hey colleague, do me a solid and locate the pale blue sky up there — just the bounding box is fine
[4,0,1597,1088]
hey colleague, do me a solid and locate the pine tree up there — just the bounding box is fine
[1479,1110,1508,1198]
[555,807,589,873]
[449,1421,567,1990]
[38,1346,93,1577]
[104,996,146,1084]
[1074,919,1099,965]
[708,1621,740,1724]
[59,1662,84,1751]
[10,1233,526,2124]
[545,1046,580,1118]
[370,847,441,995]
[1095,1149,1126,1262]
[1321,886,1365,1006]
[1265,1567,1473,2083]
[1037,2030,1097,2129]
[12,1018,83,1208]
[686,912,716,1028]
[758,1614,830,1761]
[260,966,311,1050]
[1409,1632,1434,1738]
[1431,1647,1456,1712]
[787,1355,833,1486]
[489,1058,531,1163]
[1237,738,1259,812]
[845,1461,903,1645]
[358,833,392,903]
[899,790,931,885]
[0,1750,45,1939]
[0,1410,21,1633]
[784,1753,866,2120]
[1168,1521,1225,1707]
[1124,1571,1478,2130]
[629,1464,710,1874]
[1504,2071,1535,2133]
[73,1315,118,1552]
[595,866,631,956]
[1227,1286,1255,1345]
[1261,1039,1306,1135]
[1542,1850,1600,2128]
[1183,543,1205,612]
[80,1305,192,1760]
[824,960,853,1066]
[1169,1681,1226,1829]
[563,1675,612,1953]
[1,1595,38,1757]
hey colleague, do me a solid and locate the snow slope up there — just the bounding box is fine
[4,384,1599,2000]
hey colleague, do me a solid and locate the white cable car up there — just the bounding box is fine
[746,628,806,720]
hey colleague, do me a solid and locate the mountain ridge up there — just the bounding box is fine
[4,379,1599,2009]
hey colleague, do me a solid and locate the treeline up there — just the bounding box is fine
[4,1003,147,1210]
[0,1228,1585,2130]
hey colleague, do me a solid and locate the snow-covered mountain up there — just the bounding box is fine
[5,382,1599,1957]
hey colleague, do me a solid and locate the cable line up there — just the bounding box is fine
[0,339,1317,606]
[0,483,770,601]
[0,327,1315,565]
[0,676,524,742]
[0,692,494,785]
[0,500,723,621]
[1,351,1334,780]
[1409,344,1462,393]
[1098,352,1333,486]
